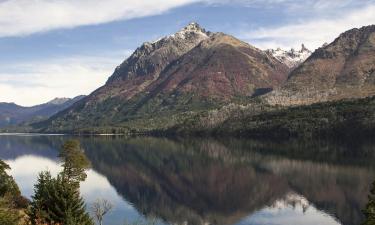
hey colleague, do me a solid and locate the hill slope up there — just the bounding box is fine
[0,96,85,127]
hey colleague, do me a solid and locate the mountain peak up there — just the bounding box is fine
[181,22,203,32]
[171,22,210,39]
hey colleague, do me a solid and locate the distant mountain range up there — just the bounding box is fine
[0,96,85,128]
[265,25,375,106]
[3,23,374,137]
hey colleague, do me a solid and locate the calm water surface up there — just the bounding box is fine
[0,134,374,225]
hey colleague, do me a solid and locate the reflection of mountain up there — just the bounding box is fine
[0,135,67,160]
[81,137,375,225]
[82,138,288,225]
[1,135,373,225]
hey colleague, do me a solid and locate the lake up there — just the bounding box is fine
[0,134,374,225]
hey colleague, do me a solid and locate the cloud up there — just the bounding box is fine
[0,0,202,37]
[0,52,131,106]
[0,0,372,38]
[240,4,375,50]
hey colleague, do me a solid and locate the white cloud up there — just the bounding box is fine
[0,52,131,106]
[241,4,375,50]
[0,0,373,39]
[0,0,201,37]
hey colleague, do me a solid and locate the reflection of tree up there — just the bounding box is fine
[82,137,375,225]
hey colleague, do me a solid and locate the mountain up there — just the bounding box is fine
[265,44,312,68]
[0,96,85,128]
[265,25,375,106]
[38,23,289,132]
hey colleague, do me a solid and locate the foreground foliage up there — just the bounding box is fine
[27,140,93,225]
[0,160,25,225]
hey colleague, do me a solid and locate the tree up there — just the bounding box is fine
[28,140,94,225]
[0,160,20,198]
[28,171,54,224]
[59,139,91,188]
[28,172,93,225]
[91,199,114,225]
[0,159,21,225]
[363,180,375,225]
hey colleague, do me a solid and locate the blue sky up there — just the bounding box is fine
[0,0,374,106]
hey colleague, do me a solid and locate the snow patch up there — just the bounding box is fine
[266,44,312,68]
[150,22,209,45]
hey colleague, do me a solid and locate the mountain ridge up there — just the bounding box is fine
[29,23,375,137]
[265,25,375,106]
[0,95,85,128]
[37,22,289,132]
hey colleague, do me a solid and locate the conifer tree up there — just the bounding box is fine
[28,140,93,225]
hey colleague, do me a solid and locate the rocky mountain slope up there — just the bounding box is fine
[38,23,289,132]
[32,24,375,136]
[265,44,312,68]
[0,96,85,127]
[265,25,375,106]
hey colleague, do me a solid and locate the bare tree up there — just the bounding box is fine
[91,199,114,225]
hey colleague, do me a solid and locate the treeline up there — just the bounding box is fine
[30,96,375,140]
[151,96,375,140]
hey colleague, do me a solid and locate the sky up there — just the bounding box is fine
[0,0,374,106]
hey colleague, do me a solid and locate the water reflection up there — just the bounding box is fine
[0,135,374,225]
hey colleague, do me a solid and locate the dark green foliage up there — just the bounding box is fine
[0,159,22,225]
[363,181,375,225]
[165,96,375,139]
[0,160,20,198]
[28,140,93,225]
[28,172,93,225]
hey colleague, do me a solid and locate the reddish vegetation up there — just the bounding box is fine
[88,31,289,109]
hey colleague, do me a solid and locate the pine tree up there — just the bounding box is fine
[28,171,54,224]
[363,181,375,225]
[45,175,93,225]
[28,140,94,225]
[28,172,93,225]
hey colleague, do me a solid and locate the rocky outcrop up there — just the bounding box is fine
[265,44,312,69]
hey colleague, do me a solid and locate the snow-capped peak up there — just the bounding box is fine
[148,22,210,45]
[171,22,209,39]
[266,44,312,68]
